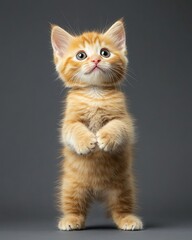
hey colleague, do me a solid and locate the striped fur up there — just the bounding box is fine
[51,19,143,231]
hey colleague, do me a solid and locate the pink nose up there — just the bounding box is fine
[91,59,101,64]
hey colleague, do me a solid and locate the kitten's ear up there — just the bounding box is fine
[51,25,73,58]
[104,19,126,51]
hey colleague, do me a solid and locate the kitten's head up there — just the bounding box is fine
[51,19,128,88]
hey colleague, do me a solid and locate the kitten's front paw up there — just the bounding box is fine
[96,129,119,152]
[74,132,97,155]
[117,214,143,231]
[58,215,85,231]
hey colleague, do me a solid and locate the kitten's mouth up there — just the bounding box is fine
[85,66,104,75]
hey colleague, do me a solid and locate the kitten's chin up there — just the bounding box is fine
[85,66,105,75]
[63,70,123,88]
[81,75,121,88]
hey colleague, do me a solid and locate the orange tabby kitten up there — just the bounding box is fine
[51,19,143,231]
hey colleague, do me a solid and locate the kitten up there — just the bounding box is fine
[51,19,143,231]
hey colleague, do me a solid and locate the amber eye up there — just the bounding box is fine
[76,51,87,60]
[100,48,111,58]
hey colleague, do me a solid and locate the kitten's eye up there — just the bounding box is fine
[100,48,111,58]
[76,51,87,60]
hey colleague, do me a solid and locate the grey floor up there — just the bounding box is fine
[1,215,192,240]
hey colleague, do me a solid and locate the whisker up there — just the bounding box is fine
[107,67,135,88]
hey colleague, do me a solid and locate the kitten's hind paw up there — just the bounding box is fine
[116,214,143,231]
[58,215,85,231]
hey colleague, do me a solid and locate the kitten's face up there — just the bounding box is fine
[51,20,128,87]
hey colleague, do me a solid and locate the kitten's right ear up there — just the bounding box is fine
[104,19,126,52]
[51,25,73,58]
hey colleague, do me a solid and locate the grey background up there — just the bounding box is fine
[0,0,192,239]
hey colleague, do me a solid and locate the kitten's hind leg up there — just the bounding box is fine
[58,183,91,231]
[105,187,143,231]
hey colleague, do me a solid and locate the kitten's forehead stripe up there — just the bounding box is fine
[80,33,102,47]
[81,35,91,45]
[70,32,112,54]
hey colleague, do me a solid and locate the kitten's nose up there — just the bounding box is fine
[91,59,101,64]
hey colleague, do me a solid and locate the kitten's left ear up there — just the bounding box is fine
[51,25,73,58]
[104,19,126,51]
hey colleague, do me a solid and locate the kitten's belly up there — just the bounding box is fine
[63,147,127,189]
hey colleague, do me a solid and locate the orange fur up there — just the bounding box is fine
[51,19,143,231]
